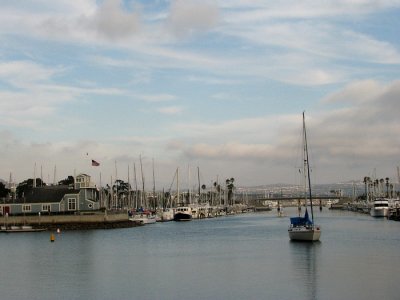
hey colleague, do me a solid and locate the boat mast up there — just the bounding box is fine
[197,167,201,204]
[177,167,180,206]
[140,155,145,208]
[152,158,156,210]
[128,164,131,209]
[133,162,138,209]
[303,112,314,222]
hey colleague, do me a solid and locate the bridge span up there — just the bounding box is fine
[248,196,346,202]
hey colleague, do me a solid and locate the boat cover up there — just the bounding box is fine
[290,209,313,226]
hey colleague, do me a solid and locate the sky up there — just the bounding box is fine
[0,0,399,189]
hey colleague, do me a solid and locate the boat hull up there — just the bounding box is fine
[173,212,192,221]
[161,210,174,222]
[370,208,389,217]
[0,226,46,233]
[370,198,389,217]
[129,215,157,225]
[288,227,321,241]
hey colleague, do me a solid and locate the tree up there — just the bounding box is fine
[226,178,235,206]
[58,176,74,186]
[16,178,46,198]
[385,177,390,198]
[0,182,10,198]
[112,179,132,209]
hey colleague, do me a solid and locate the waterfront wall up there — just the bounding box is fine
[0,211,135,230]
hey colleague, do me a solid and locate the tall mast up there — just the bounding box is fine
[99,172,102,208]
[53,165,57,185]
[188,164,191,205]
[128,164,131,209]
[33,163,37,188]
[197,166,201,203]
[140,155,145,208]
[177,167,179,206]
[115,160,118,208]
[303,112,314,222]
[152,158,156,210]
[134,162,138,209]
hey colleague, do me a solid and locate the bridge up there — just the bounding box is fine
[239,195,346,202]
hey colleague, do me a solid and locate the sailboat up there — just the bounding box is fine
[288,112,321,242]
[173,167,193,221]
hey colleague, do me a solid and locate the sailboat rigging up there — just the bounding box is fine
[288,112,321,242]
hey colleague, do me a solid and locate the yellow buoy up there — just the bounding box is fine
[50,233,55,242]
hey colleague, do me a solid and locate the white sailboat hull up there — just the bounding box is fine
[161,209,174,222]
[129,215,157,225]
[288,226,321,241]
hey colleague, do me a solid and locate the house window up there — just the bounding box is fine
[42,204,51,212]
[68,198,77,211]
[22,205,31,212]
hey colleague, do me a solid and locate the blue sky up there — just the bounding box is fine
[1,0,400,188]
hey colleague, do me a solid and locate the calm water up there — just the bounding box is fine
[1,208,400,300]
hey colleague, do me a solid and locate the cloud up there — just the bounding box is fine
[157,106,183,115]
[183,143,276,160]
[0,61,60,88]
[0,59,128,129]
[222,1,400,21]
[322,80,385,105]
[167,0,219,37]
[90,0,141,40]
[137,94,177,102]
[158,80,400,183]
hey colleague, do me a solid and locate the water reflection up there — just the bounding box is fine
[289,241,321,300]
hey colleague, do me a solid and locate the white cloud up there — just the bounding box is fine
[167,0,219,37]
[0,61,60,88]
[0,1,399,186]
[221,0,400,20]
[322,80,385,105]
[137,94,177,102]
[157,106,183,115]
[90,0,141,40]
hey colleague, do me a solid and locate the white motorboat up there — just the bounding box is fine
[370,198,389,217]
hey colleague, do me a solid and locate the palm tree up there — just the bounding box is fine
[226,178,235,206]
[385,177,390,198]
[363,177,370,200]
[113,179,131,209]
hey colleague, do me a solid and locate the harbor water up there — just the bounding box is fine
[1,208,399,300]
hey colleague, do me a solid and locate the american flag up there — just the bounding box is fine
[91,159,100,166]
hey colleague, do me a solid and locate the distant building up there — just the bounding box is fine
[0,174,99,215]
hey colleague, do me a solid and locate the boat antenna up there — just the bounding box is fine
[303,111,314,222]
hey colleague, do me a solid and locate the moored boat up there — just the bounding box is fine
[370,198,389,217]
[174,206,192,221]
[129,211,157,225]
[288,112,321,242]
[0,225,46,233]
[288,209,321,241]
[161,208,174,222]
